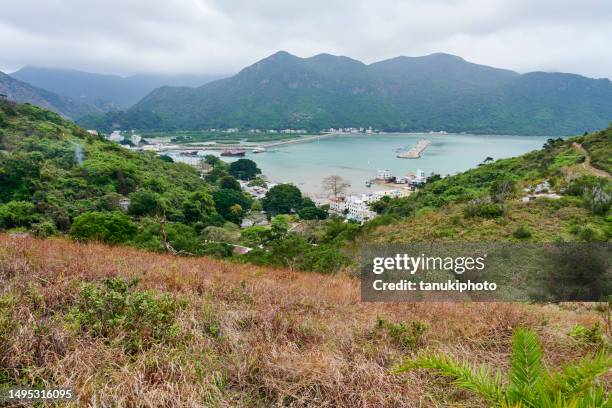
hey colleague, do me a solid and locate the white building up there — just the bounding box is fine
[376,169,393,180]
[130,134,142,145]
[108,131,123,142]
[329,189,408,223]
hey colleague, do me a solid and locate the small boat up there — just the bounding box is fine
[220,149,246,157]
[365,180,372,187]
[252,147,266,153]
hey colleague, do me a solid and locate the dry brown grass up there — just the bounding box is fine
[0,234,607,407]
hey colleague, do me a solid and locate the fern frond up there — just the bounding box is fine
[397,352,503,403]
[506,327,543,404]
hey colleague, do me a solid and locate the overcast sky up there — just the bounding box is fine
[1,0,611,78]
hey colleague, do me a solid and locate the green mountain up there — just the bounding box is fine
[11,66,224,110]
[82,51,612,135]
[0,71,102,119]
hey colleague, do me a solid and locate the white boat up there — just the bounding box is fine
[252,147,266,153]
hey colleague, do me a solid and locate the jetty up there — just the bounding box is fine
[397,139,431,159]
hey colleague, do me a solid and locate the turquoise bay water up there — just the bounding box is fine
[175,133,551,197]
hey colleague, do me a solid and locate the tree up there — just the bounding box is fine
[158,155,174,163]
[322,175,350,198]
[0,201,37,229]
[203,154,223,168]
[212,189,252,224]
[262,184,303,216]
[398,327,611,407]
[229,158,261,180]
[219,175,241,191]
[128,190,163,217]
[182,190,216,223]
[298,206,328,220]
[70,211,136,244]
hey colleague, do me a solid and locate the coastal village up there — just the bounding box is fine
[99,129,434,223]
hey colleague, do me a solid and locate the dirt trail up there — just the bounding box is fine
[572,142,611,178]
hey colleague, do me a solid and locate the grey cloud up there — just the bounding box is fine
[0,0,611,78]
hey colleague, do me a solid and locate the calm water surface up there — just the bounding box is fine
[171,133,552,197]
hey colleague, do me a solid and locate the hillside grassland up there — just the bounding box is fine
[0,234,609,407]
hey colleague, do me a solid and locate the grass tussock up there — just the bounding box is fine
[0,234,609,407]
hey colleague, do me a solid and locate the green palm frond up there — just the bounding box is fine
[397,351,503,403]
[506,327,544,405]
[397,327,611,408]
[543,352,611,405]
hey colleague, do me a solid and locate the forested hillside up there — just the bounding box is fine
[82,52,612,135]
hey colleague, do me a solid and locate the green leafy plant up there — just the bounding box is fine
[377,317,429,350]
[569,323,605,348]
[68,277,183,353]
[397,328,611,407]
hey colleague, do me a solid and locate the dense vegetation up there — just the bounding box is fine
[367,130,611,243]
[0,100,230,252]
[0,101,347,272]
[80,51,612,136]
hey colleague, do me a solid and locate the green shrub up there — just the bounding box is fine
[70,211,136,244]
[128,190,163,216]
[198,242,234,259]
[398,327,611,407]
[512,225,532,239]
[68,278,183,353]
[569,323,605,348]
[299,245,350,273]
[0,201,37,229]
[463,199,504,219]
[298,206,328,220]
[32,221,58,238]
[377,318,429,350]
[584,184,611,215]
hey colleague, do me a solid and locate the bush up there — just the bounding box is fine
[584,184,611,215]
[68,278,182,353]
[128,190,163,216]
[463,198,504,218]
[197,242,234,258]
[512,225,532,239]
[569,323,605,348]
[377,318,429,350]
[32,221,57,237]
[0,201,37,229]
[70,211,136,244]
[300,245,350,273]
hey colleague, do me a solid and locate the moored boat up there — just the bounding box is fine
[220,149,246,157]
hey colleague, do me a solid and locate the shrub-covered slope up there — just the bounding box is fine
[363,128,611,244]
[0,234,608,407]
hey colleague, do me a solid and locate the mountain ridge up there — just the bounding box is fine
[80,51,612,135]
[11,66,225,110]
[0,70,102,119]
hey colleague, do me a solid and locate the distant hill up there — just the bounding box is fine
[11,66,225,110]
[82,51,612,136]
[0,70,101,119]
